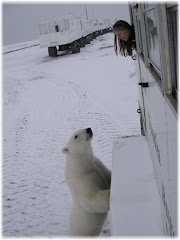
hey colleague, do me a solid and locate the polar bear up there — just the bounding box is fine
[62,128,111,236]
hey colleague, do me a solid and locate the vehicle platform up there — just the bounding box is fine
[110,135,164,236]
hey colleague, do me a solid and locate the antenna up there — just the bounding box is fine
[85,4,88,19]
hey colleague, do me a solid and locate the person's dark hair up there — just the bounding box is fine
[113,20,134,57]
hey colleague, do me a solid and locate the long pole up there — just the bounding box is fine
[85,4,88,19]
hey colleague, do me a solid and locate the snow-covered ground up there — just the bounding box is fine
[3,33,141,237]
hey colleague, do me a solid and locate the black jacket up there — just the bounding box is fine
[129,25,136,49]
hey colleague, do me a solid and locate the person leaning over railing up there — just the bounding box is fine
[113,20,136,59]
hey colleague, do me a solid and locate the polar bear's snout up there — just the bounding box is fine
[86,128,92,134]
[86,128,93,140]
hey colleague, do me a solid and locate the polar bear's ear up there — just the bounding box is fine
[62,147,69,154]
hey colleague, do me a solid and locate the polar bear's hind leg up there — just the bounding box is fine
[69,204,107,236]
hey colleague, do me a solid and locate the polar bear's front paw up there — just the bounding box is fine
[98,189,110,213]
[80,189,110,213]
[90,189,110,213]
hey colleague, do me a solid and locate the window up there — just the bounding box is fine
[39,24,43,35]
[94,20,97,26]
[144,6,161,71]
[65,20,70,30]
[166,5,178,97]
[48,23,54,33]
[58,20,66,32]
[43,24,48,34]
[55,25,59,32]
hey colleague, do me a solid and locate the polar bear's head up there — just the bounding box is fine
[62,128,93,159]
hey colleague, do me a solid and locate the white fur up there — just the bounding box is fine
[62,128,111,236]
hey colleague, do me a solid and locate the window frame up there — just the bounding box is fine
[166,4,178,99]
[133,4,162,86]
[136,14,144,53]
[144,5,162,77]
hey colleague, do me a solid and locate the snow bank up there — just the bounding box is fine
[3,40,40,54]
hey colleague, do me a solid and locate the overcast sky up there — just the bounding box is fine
[2,3,130,46]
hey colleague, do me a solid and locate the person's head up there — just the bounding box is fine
[113,20,132,56]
